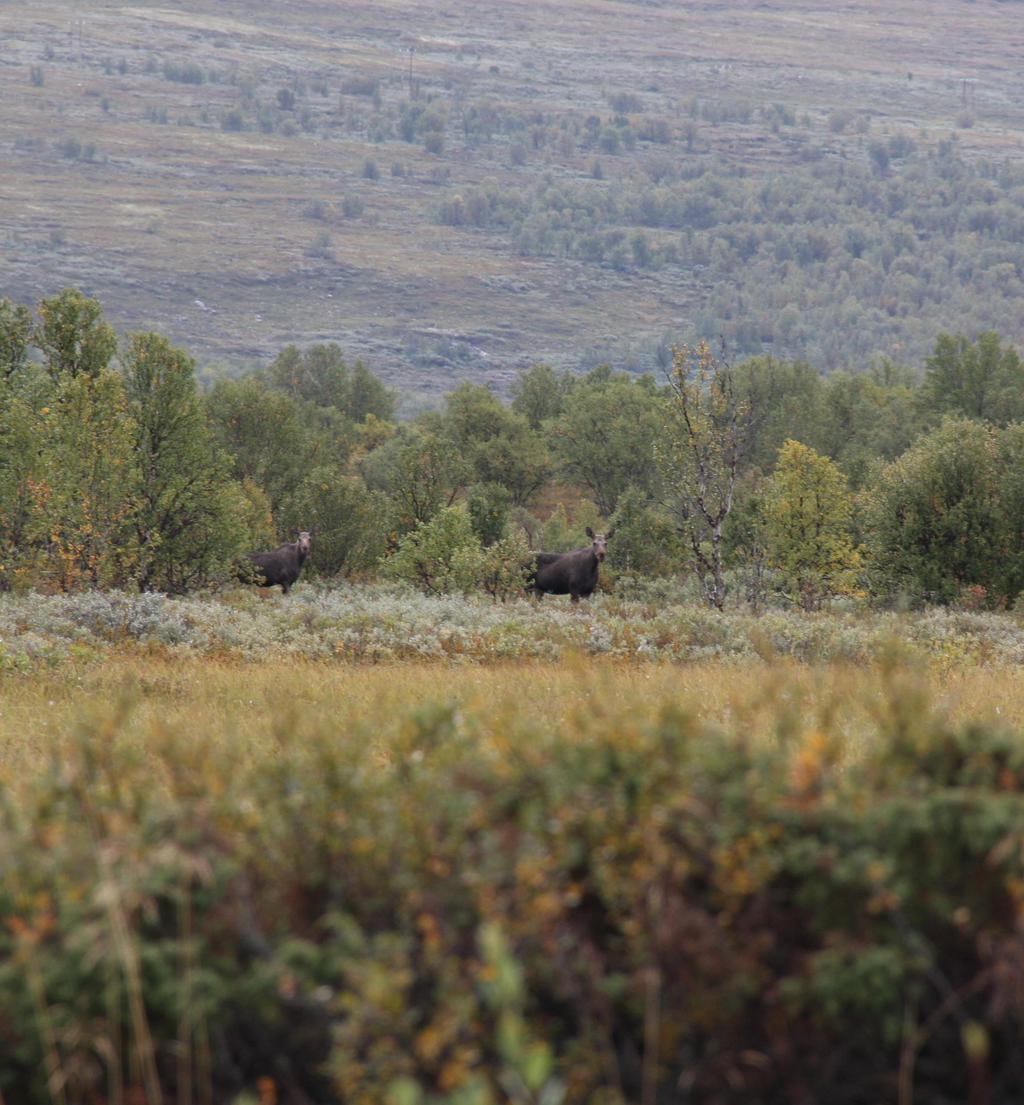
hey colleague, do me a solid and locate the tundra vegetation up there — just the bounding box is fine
[6,291,1024,1104]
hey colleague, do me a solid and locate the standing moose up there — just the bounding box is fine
[244,532,312,594]
[529,527,614,603]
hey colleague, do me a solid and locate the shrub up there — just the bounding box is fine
[765,439,860,609]
[302,199,328,220]
[467,481,512,546]
[609,488,681,576]
[221,108,245,132]
[865,419,1009,604]
[340,75,380,97]
[163,59,204,84]
[478,528,533,600]
[305,230,333,258]
[278,468,388,578]
[381,504,485,594]
[55,136,82,160]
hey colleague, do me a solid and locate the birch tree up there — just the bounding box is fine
[661,342,752,609]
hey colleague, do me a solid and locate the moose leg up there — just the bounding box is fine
[570,592,580,604]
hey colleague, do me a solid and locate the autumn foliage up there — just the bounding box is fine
[3,668,1024,1104]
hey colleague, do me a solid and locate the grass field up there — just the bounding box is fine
[4,653,1024,779]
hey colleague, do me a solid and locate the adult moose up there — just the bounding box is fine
[530,526,614,603]
[244,531,311,594]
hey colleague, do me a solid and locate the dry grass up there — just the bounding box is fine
[4,654,1022,780]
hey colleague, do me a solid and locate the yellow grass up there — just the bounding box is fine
[3,656,1023,777]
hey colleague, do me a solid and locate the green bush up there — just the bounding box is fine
[382,504,485,594]
[466,481,511,546]
[279,467,389,578]
[865,418,1010,604]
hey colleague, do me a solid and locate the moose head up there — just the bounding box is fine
[585,526,615,562]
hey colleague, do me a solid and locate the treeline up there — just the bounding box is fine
[3,288,1024,608]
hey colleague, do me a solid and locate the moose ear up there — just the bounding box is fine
[605,527,615,540]
[585,526,595,539]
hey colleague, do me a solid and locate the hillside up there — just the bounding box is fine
[2,1,1023,401]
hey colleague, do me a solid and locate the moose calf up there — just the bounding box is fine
[529,527,614,603]
[244,532,311,594]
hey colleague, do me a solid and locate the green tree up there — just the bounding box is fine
[735,357,825,472]
[734,357,922,489]
[443,383,551,505]
[510,363,575,429]
[122,332,249,592]
[277,467,388,578]
[988,423,1024,604]
[467,482,512,546]
[382,503,485,594]
[265,343,395,422]
[864,418,1003,604]
[205,377,311,516]
[361,425,470,532]
[723,470,771,612]
[918,331,1024,425]
[0,299,33,379]
[0,372,49,589]
[33,371,139,589]
[35,288,117,382]
[348,360,396,424]
[764,440,860,609]
[608,487,681,577]
[551,371,662,515]
[817,371,921,486]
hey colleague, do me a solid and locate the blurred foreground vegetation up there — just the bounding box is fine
[3,655,1024,1103]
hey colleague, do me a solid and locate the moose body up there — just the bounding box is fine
[530,527,613,603]
[244,532,311,594]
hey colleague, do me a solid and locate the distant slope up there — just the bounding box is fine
[1,0,1022,399]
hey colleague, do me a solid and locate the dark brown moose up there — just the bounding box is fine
[529,527,614,603]
[244,531,311,594]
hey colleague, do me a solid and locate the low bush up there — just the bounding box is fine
[6,585,1024,666]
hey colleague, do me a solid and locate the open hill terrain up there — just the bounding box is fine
[2,1,1024,401]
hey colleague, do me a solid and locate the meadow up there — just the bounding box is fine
[4,586,1024,1102]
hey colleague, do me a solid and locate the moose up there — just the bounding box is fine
[529,527,614,603]
[243,532,311,594]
